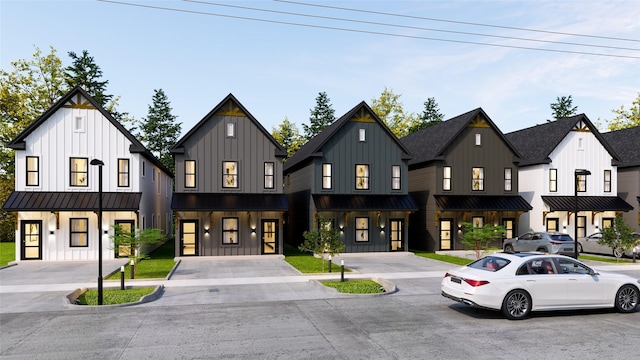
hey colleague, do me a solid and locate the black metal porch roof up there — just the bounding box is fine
[541,196,633,212]
[312,194,418,211]
[2,191,142,211]
[434,195,533,211]
[172,193,288,211]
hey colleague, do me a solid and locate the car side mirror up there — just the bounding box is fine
[589,269,599,276]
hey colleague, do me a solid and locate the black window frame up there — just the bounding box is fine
[443,166,452,191]
[472,167,484,191]
[69,218,89,247]
[264,162,275,189]
[222,161,239,188]
[70,157,88,187]
[549,168,557,192]
[322,163,332,190]
[117,158,130,187]
[391,165,401,190]
[504,167,512,192]
[185,160,196,188]
[26,156,39,186]
[222,217,239,245]
[355,217,369,242]
[355,164,370,190]
[604,170,611,193]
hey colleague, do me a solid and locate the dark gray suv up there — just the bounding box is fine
[503,232,575,257]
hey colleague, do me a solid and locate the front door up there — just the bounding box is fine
[440,219,453,250]
[262,220,278,254]
[390,219,403,251]
[180,220,198,256]
[21,220,42,260]
[114,220,135,257]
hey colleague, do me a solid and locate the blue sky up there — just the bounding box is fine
[2,0,639,137]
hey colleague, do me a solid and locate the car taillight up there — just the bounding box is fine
[443,272,451,278]
[464,279,490,287]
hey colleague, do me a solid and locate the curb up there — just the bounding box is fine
[63,285,164,309]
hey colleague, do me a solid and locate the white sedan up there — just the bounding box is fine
[441,252,640,320]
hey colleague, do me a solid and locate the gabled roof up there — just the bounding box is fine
[284,101,413,173]
[7,86,173,177]
[171,93,286,157]
[601,126,640,168]
[505,114,621,167]
[400,108,522,167]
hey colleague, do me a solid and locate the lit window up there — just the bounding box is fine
[604,170,611,193]
[222,218,238,244]
[26,156,39,186]
[475,133,481,146]
[322,163,332,189]
[392,165,401,190]
[223,161,238,188]
[549,169,557,192]
[264,162,274,189]
[355,217,369,242]
[226,123,235,137]
[443,166,452,191]
[577,174,587,192]
[70,218,88,247]
[356,164,369,190]
[185,160,196,188]
[70,158,88,187]
[472,216,484,228]
[504,168,512,192]
[472,167,484,191]
[118,159,130,187]
[359,129,366,142]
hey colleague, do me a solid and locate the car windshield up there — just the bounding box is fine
[550,234,573,242]
[468,256,510,272]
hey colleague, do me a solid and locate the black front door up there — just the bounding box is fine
[114,220,135,257]
[389,219,404,251]
[21,220,42,260]
[262,220,278,254]
[180,220,198,256]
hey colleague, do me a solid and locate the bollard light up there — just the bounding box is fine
[328,254,332,273]
[120,265,125,290]
[130,258,135,279]
[340,259,345,282]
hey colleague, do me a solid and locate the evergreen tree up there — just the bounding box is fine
[272,117,304,161]
[140,89,181,173]
[409,97,444,134]
[65,50,112,107]
[549,95,578,122]
[303,92,335,140]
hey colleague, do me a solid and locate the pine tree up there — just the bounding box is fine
[140,89,181,173]
[303,92,336,140]
[409,97,444,133]
[549,95,578,121]
[65,50,112,107]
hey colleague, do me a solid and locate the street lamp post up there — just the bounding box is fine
[574,169,591,259]
[90,159,105,305]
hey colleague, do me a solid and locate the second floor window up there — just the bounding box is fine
[264,162,274,189]
[356,164,369,190]
[392,165,401,190]
[549,169,557,192]
[70,158,88,187]
[26,156,39,186]
[443,166,452,191]
[223,161,238,188]
[577,174,587,192]
[604,170,611,192]
[185,160,196,188]
[118,159,129,187]
[322,163,332,189]
[472,167,484,191]
[504,168,512,192]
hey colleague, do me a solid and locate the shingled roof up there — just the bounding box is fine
[505,114,621,167]
[284,101,412,173]
[601,126,640,168]
[400,107,521,167]
[7,86,173,177]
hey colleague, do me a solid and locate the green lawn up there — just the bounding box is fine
[106,240,176,280]
[412,250,472,266]
[0,242,15,267]
[321,279,383,294]
[283,244,349,273]
[578,254,636,264]
[75,287,155,305]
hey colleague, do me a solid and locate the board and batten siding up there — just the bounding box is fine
[175,114,283,193]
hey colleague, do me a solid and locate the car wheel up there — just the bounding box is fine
[615,285,639,313]
[613,248,624,258]
[578,243,584,253]
[536,247,547,253]
[502,289,532,320]
[504,244,514,253]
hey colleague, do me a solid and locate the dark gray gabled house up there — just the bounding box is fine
[401,108,532,251]
[283,101,418,253]
[170,94,288,256]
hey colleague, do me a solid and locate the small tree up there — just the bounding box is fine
[303,92,336,140]
[110,225,166,274]
[599,215,635,259]
[459,222,506,259]
[549,95,578,122]
[299,217,344,272]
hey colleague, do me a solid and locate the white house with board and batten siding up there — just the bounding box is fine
[3,86,173,262]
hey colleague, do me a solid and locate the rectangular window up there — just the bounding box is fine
[264,162,274,189]
[475,133,482,146]
[472,167,484,191]
[117,159,129,187]
[142,161,146,177]
[222,218,238,244]
[359,128,366,142]
[472,216,484,228]
[355,217,369,242]
[70,157,88,187]
[549,169,557,192]
[577,216,587,238]
[74,116,84,132]
[577,174,587,192]
[443,166,452,191]
[392,165,401,190]
[226,123,235,137]
[222,161,238,188]
[504,168,512,192]
[546,218,559,232]
[604,170,611,193]
[26,156,39,186]
[185,160,196,188]
[356,164,369,190]
[322,163,332,190]
[70,218,88,247]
